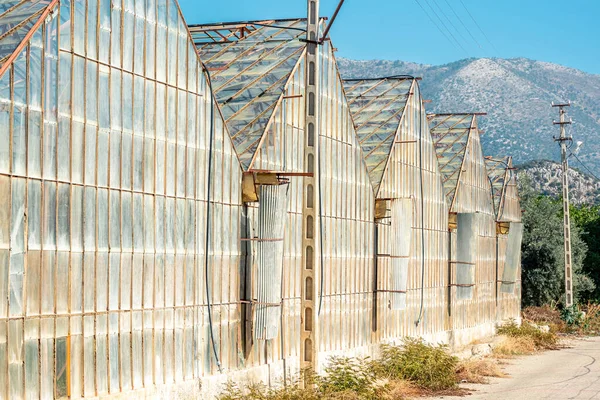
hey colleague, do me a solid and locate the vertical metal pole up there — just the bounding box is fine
[553,103,573,307]
[300,0,319,384]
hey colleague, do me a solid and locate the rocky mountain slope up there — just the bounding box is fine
[517,160,600,205]
[338,58,600,176]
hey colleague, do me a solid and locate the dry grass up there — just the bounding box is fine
[522,303,600,336]
[456,359,507,384]
[497,321,559,350]
[492,335,537,357]
[522,305,570,334]
[522,305,563,325]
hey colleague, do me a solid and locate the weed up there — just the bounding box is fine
[372,338,458,391]
[561,305,586,326]
[316,357,383,399]
[219,339,464,399]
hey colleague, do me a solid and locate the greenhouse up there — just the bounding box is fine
[485,156,522,320]
[428,113,506,341]
[189,16,377,378]
[0,0,522,398]
[343,77,450,340]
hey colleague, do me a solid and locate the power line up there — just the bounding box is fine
[430,0,472,53]
[413,0,463,54]
[458,0,499,53]
[443,0,485,52]
[421,0,469,55]
[572,153,600,181]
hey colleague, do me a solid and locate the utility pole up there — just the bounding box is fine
[300,0,319,384]
[553,102,573,307]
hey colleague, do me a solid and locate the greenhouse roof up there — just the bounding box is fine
[343,77,415,193]
[0,0,56,72]
[428,113,477,205]
[485,156,513,219]
[189,19,307,169]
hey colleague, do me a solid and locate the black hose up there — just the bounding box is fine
[415,89,427,326]
[202,63,222,373]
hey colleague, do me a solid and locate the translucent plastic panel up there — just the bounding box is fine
[429,114,474,205]
[253,183,289,339]
[57,117,70,181]
[59,0,71,51]
[12,52,27,176]
[73,0,85,55]
[456,213,476,300]
[485,157,511,218]
[0,0,52,65]
[195,22,306,170]
[0,71,8,174]
[389,198,412,310]
[501,222,523,294]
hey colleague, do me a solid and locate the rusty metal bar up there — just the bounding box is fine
[394,140,417,144]
[319,0,345,43]
[248,169,314,177]
[428,112,487,116]
[240,237,284,242]
[377,289,408,294]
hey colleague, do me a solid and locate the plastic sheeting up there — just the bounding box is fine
[390,198,412,309]
[253,184,289,340]
[501,222,523,294]
[456,213,477,299]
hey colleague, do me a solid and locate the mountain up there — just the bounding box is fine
[517,160,600,205]
[337,58,600,176]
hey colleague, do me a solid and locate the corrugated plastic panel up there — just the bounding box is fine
[0,0,54,68]
[456,213,476,300]
[343,78,413,193]
[428,114,473,206]
[192,20,306,169]
[501,222,523,293]
[390,198,412,310]
[254,183,289,340]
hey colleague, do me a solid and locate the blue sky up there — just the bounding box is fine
[180,0,600,74]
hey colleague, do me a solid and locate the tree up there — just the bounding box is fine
[518,175,594,307]
[570,203,600,302]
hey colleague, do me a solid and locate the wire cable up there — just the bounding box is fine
[318,130,325,316]
[413,0,463,54]
[202,63,222,373]
[442,0,485,51]
[458,0,499,53]
[572,153,600,181]
[430,0,472,52]
[415,93,427,326]
[422,0,469,55]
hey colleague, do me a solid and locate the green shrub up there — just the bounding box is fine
[561,304,586,326]
[372,339,458,391]
[316,357,382,399]
[217,379,321,400]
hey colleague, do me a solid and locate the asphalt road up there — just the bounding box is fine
[434,337,600,400]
